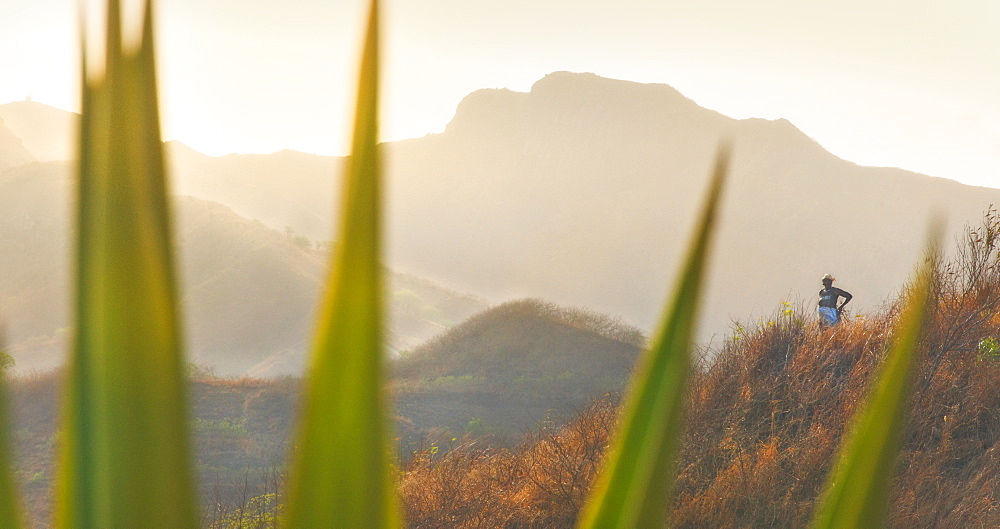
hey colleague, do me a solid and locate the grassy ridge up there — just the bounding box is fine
[400,256,999,527]
[6,220,997,527]
[392,299,644,445]
[8,275,997,527]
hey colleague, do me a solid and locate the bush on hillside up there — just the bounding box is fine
[0,350,13,376]
[397,299,645,368]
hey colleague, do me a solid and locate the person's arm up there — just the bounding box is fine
[837,288,853,311]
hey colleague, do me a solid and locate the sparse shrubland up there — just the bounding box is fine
[13,214,997,527]
[147,213,998,529]
[6,297,642,526]
[398,213,1000,528]
[8,371,300,527]
[400,325,996,527]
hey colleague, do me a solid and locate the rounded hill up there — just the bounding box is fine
[392,299,645,440]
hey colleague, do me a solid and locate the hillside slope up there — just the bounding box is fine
[166,141,340,242]
[10,216,998,527]
[0,161,485,374]
[400,220,1000,528]
[392,299,644,441]
[8,299,645,526]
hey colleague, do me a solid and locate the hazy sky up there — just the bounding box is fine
[1,0,997,187]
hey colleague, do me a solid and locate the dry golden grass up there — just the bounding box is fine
[399,215,1000,528]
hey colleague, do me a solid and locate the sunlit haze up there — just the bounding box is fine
[1,0,997,187]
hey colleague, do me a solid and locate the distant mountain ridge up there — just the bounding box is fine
[0,160,486,374]
[384,72,1000,334]
[164,141,340,241]
[4,73,999,343]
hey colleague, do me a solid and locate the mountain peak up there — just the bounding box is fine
[165,139,203,157]
[1,99,58,110]
[443,72,725,139]
[444,88,526,135]
[0,101,77,161]
[529,70,603,90]
[530,71,709,117]
[529,71,689,101]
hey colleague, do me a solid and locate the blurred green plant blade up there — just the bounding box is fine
[0,395,21,529]
[284,1,399,527]
[55,1,198,527]
[577,147,729,529]
[809,235,939,529]
[0,339,24,529]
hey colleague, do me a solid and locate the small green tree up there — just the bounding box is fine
[0,351,13,377]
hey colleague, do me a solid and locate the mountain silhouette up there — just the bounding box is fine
[0,160,485,374]
[5,73,1000,342]
[165,141,339,241]
[383,71,1000,334]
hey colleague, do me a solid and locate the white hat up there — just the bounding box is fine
[821,274,835,281]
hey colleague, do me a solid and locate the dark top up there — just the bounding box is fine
[818,287,852,309]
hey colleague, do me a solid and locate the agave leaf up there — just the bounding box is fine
[55,1,198,527]
[809,233,939,529]
[0,392,21,529]
[284,1,399,527]
[0,338,24,529]
[577,146,729,529]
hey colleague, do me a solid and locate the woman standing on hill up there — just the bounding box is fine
[818,274,852,327]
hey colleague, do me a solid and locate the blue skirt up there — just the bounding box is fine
[818,306,839,326]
